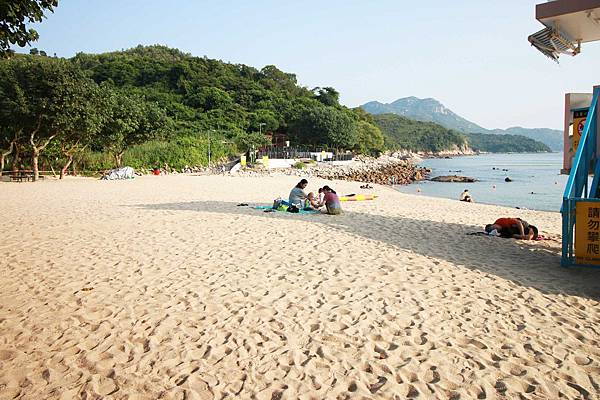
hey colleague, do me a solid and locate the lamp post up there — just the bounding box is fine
[208,129,213,167]
[258,122,266,136]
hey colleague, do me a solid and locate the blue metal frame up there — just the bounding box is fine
[562,87,600,267]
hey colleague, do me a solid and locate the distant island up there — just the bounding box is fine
[362,97,561,151]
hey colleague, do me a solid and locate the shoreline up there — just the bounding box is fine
[401,152,566,212]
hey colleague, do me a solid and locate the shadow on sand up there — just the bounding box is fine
[134,200,600,300]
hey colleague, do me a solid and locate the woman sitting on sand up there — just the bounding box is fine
[289,179,309,208]
[318,186,342,215]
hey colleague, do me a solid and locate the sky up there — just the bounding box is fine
[19,0,600,130]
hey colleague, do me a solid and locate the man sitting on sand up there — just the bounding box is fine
[485,218,538,240]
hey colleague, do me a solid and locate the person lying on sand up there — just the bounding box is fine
[485,218,538,240]
[318,186,342,215]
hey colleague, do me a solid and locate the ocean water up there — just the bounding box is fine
[394,152,569,212]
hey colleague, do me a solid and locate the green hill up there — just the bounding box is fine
[372,113,468,153]
[465,132,551,153]
[1,45,388,173]
[372,113,551,154]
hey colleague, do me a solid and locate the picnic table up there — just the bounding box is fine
[8,170,44,182]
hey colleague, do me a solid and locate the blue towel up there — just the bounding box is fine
[253,205,321,214]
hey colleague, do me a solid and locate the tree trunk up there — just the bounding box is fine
[29,126,57,182]
[1,140,15,174]
[32,148,40,181]
[115,152,124,168]
[11,144,20,173]
[60,154,74,179]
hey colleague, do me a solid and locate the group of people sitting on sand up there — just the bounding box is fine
[484,217,538,240]
[275,179,342,215]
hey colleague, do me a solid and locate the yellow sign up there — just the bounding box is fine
[241,155,247,167]
[262,155,269,168]
[572,109,588,152]
[575,201,600,265]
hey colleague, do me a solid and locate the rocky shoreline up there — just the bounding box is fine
[306,156,429,185]
[150,155,432,186]
[229,155,430,186]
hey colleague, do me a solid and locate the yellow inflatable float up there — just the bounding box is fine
[339,194,378,202]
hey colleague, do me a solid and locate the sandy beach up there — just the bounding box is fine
[1,174,599,399]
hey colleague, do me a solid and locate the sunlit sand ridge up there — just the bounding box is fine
[0,175,598,399]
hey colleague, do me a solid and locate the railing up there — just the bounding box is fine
[256,147,315,160]
[255,147,354,162]
[563,87,599,200]
[562,86,599,267]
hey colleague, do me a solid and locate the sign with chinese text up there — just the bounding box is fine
[575,201,600,265]
[572,108,588,152]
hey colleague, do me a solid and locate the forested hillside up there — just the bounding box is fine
[373,114,551,154]
[0,45,386,177]
[372,114,469,153]
[465,132,551,153]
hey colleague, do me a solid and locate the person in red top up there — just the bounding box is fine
[318,186,342,215]
[485,218,538,240]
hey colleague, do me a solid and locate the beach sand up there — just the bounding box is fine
[0,174,599,399]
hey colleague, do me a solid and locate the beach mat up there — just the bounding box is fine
[253,205,321,214]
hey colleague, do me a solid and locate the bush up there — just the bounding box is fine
[292,161,306,169]
[78,135,237,171]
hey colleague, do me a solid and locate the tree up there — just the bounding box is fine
[0,57,96,180]
[0,129,20,172]
[291,105,357,149]
[355,121,385,155]
[313,87,340,107]
[234,131,269,153]
[57,82,110,178]
[98,91,169,167]
[248,109,279,133]
[0,0,59,58]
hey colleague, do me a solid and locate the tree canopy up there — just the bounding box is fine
[0,0,58,58]
[1,44,546,180]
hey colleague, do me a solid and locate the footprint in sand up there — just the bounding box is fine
[0,349,16,361]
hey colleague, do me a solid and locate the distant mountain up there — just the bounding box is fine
[362,97,486,134]
[361,97,562,151]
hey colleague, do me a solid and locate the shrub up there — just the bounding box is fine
[292,161,305,169]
